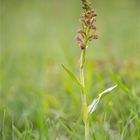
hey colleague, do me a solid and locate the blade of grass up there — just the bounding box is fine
[12,125,23,139]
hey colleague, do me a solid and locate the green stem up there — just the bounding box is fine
[80,49,86,88]
[80,49,89,140]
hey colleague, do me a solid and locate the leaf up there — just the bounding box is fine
[98,84,118,98]
[88,97,100,115]
[12,125,23,138]
[110,70,129,93]
[88,85,118,115]
[62,64,83,90]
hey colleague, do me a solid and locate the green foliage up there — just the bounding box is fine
[88,85,117,115]
[62,64,83,90]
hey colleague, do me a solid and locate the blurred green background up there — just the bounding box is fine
[0,0,140,139]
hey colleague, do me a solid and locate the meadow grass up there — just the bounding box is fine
[0,0,139,139]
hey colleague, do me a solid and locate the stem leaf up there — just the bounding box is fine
[62,64,83,90]
[88,85,118,115]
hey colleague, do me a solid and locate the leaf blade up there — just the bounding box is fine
[62,64,83,90]
[98,84,118,98]
[88,85,118,115]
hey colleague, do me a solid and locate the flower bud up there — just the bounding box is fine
[93,34,98,39]
[75,34,83,43]
[91,24,96,30]
[80,42,86,49]
[77,29,86,37]
[88,34,98,41]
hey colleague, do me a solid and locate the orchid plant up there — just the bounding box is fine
[62,0,117,139]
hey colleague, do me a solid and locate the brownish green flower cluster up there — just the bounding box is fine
[76,0,98,49]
